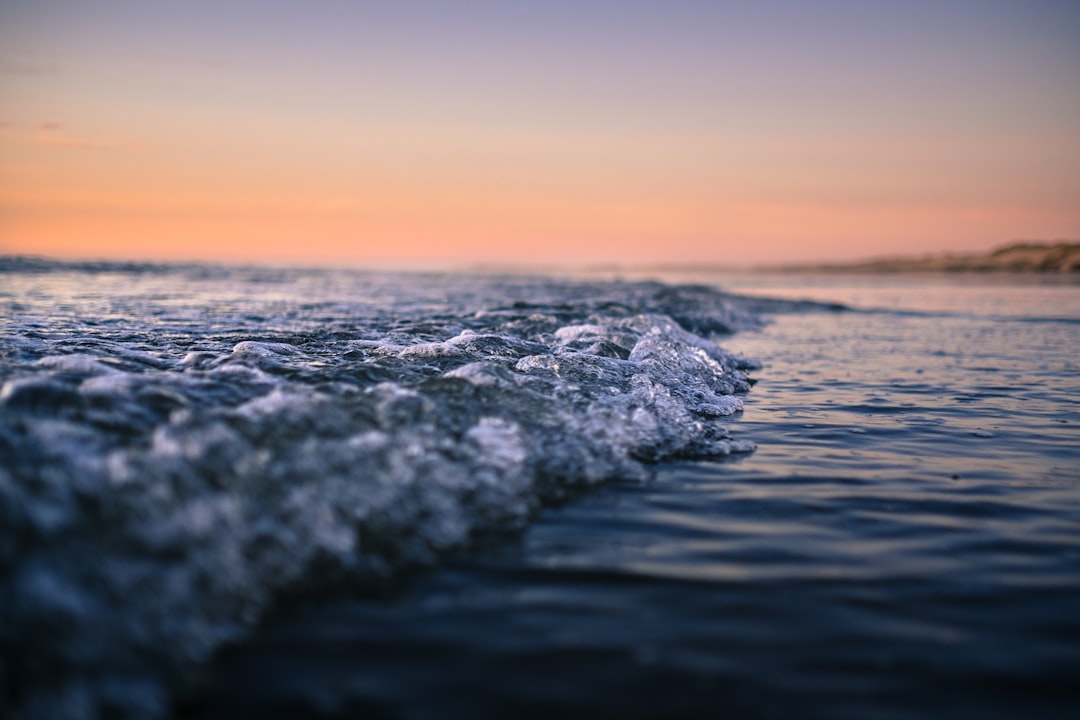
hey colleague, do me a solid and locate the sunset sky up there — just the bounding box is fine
[2,0,1078,267]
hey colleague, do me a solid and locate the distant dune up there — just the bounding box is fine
[774,241,1080,274]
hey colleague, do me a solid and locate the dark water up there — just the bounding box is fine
[1,259,783,719]
[190,276,1080,720]
[2,260,1078,719]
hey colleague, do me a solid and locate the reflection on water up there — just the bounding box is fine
[728,311,1078,484]
[582,268,1080,318]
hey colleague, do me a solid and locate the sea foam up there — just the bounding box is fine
[0,262,793,719]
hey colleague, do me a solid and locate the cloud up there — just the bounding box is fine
[1,121,112,149]
[34,123,103,148]
[0,58,58,76]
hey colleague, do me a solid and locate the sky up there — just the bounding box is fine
[1,0,1078,267]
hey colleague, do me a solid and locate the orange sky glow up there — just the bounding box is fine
[2,1,1078,268]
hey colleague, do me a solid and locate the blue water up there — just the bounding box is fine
[191,275,1080,720]
[2,260,1079,719]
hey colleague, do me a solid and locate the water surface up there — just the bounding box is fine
[2,261,1077,719]
[190,273,1080,719]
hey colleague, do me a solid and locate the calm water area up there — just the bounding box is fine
[188,273,1080,719]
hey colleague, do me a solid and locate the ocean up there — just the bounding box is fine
[1,260,1078,719]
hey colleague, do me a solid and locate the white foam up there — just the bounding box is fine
[35,354,118,375]
[1,265,765,719]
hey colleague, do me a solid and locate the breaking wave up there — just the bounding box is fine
[0,260,804,719]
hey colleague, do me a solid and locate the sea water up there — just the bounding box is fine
[1,260,1078,719]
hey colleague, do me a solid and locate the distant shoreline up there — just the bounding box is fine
[4,240,1079,277]
[764,241,1080,274]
